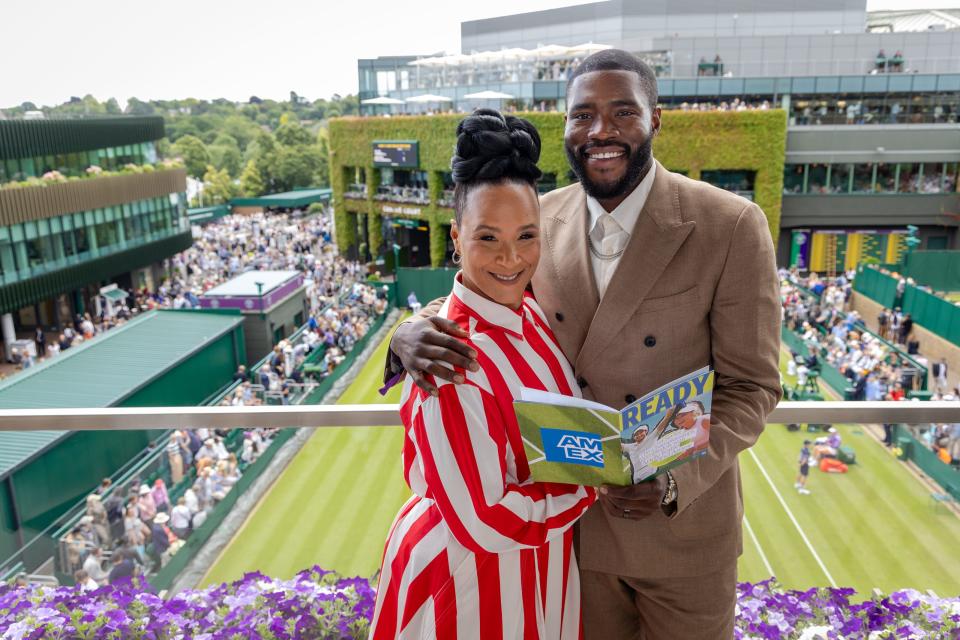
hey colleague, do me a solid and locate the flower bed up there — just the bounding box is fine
[0,572,957,639]
[736,579,960,639]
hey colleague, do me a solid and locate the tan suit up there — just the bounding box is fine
[391,162,781,638]
[535,162,781,639]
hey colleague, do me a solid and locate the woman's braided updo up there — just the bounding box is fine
[451,108,542,224]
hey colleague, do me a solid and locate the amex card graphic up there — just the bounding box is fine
[514,367,714,487]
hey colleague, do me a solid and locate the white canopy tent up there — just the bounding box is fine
[462,90,515,100]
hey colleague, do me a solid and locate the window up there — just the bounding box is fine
[897,163,920,193]
[807,164,828,194]
[783,165,805,194]
[875,163,895,193]
[829,164,851,194]
[853,164,876,193]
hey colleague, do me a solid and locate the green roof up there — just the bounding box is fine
[230,188,332,209]
[0,310,243,479]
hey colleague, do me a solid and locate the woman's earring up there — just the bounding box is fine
[452,251,462,265]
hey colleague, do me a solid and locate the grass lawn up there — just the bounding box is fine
[204,329,960,596]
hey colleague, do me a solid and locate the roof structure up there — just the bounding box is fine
[230,188,332,209]
[0,310,243,479]
[202,271,300,298]
[867,9,960,32]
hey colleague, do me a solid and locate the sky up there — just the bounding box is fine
[2,0,959,109]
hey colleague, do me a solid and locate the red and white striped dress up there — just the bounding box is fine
[370,275,596,640]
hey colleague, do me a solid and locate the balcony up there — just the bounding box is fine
[372,185,429,206]
[0,168,187,227]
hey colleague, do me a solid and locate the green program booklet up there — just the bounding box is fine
[514,367,714,486]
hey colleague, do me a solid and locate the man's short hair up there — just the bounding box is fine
[567,49,659,107]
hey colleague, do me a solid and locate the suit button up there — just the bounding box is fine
[577,377,588,389]
[555,312,564,322]
[625,394,637,404]
[644,335,657,348]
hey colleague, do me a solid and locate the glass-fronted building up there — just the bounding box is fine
[355,0,960,273]
[0,117,190,358]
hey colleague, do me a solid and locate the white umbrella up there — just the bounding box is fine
[462,90,515,100]
[532,44,571,59]
[568,43,612,56]
[405,94,453,103]
[360,96,405,105]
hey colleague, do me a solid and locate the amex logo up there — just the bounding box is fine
[540,428,605,468]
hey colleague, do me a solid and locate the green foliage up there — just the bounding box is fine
[275,121,313,147]
[328,111,788,254]
[202,164,237,205]
[172,134,211,179]
[239,159,266,198]
[209,133,243,177]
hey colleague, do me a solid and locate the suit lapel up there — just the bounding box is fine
[542,187,600,346]
[575,163,696,373]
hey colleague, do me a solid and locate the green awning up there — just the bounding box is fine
[230,188,332,209]
[102,289,127,302]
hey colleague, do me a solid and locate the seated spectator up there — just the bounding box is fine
[82,547,110,586]
[74,569,100,592]
[170,497,192,540]
[108,550,137,584]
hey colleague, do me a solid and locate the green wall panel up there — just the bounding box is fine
[120,327,243,407]
[0,117,165,161]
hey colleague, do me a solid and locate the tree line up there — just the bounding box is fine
[2,92,360,204]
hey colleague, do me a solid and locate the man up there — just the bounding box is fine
[82,547,110,586]
[387,49,780,639]
[796,440,812,495]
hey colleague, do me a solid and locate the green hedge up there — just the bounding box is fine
[329,110,787,265]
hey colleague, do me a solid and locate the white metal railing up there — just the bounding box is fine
[2,402,960,431]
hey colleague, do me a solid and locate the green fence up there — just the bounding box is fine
[898,251,960,293]
[892,425,960,500]
[856,265,960,347]
[396,267,458,307]
[852,265,899,309]
[151,428,298,592]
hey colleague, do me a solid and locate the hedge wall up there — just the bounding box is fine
[329,110,787,266]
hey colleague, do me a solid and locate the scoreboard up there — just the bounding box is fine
[372,140,419,168]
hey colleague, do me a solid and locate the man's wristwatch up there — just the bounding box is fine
[661,471,678,506]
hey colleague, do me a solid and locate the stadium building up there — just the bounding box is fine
[0,117,190,362]
[355,0,960,274]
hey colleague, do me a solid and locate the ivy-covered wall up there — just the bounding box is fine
[329,110,787,266]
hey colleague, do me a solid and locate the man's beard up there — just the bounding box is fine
[565,137,653,200]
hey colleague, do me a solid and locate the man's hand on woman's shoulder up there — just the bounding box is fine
[391,317,480,396]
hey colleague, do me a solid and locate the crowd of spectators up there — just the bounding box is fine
[665,98,773,112]
[780,268,926,399]
[64,427,277,587]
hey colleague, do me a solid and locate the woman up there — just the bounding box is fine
[370,110,596,640]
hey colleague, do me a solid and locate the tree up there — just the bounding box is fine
[314,129,331,187]
[209,133,243,177]
[239,159,265,197]
[172,135,211,179]
[126,97,156,115]
[275,121,313,147]
[267,144,323,192]
[202,165,237,205]
[104,98,122,114]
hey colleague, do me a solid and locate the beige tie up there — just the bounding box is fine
[590,214,629,297]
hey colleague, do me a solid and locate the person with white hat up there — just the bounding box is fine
[150,513,172,568]
[137,484,157,522]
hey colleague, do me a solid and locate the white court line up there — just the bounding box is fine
[747,448,838,588]
[742,515,775,578]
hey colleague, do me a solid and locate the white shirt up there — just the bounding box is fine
[586,160,657,298]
